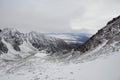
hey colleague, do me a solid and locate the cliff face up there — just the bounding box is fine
[0,29,8,54]
[78,16,120,53]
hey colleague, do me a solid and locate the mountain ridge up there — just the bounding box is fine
[78,15,120,53]
[0,28,72,56]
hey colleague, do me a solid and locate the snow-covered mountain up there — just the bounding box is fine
[0,28,72,58]
[78,15,120,54]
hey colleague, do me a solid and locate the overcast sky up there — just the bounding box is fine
[0,0,120,34]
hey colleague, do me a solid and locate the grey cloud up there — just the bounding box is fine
[0,0,120,34]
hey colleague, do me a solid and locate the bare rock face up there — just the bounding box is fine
[0,29,8,54]
[0,29,2,33]
[78,15,120,53]
[0,41,8,54]
[2,28,24,51]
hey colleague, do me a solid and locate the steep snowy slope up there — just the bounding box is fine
[78,15,120,54]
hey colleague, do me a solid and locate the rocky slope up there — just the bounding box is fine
[0,28,71,56]
[78,15,120,53]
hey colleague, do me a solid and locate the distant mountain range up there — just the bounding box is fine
[0,28,90,57]
[0,28,75,58]
[46,33,90,47]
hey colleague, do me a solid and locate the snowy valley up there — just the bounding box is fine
[0,16,120,80]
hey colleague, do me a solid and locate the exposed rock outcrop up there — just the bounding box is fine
[78,15,120,53]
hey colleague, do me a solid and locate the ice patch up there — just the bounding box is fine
[34,52,47,58]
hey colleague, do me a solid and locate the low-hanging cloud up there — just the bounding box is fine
[0,0,120,34]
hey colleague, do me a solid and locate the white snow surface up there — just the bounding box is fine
[0,41,120,80]
[0,51,120,80]
[35,52,47,58]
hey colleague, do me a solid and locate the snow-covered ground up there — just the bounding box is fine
[0,50,120,80]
